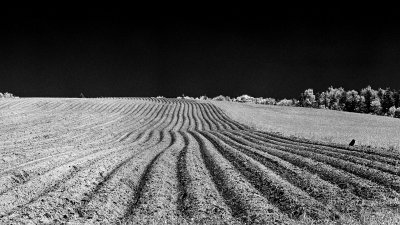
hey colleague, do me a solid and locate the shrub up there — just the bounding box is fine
[299,88,316,107]
[276,98,294,106]
[395,108,400,118]
[381,88,394,114]
[236,94,254,103]
[389,106,397,117]
[360,86,378,113]
[213,95,231,101]
[371,99,382,115]
[345,90,360,112]
[0,92,16,98]
[199,96,208,100]
[264,97,276,105]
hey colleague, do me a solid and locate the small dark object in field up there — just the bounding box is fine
[349,139,356,146]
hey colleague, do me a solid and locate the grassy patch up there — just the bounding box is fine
[212,101,400,150]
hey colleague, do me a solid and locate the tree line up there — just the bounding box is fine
[0,92,17,98]
[297,86,400,118]
[180,86,400,118]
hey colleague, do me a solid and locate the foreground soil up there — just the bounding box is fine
[0,98,400,224]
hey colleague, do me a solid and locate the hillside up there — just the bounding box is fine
[0,98,399,224]
[213,101,400,150]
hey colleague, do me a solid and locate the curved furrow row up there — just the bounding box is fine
[230,131,400,194]
[122,132,188,224]
[0,107,123,144]
[201,131,340,222]
[0,100,17,110]
[147,104,176,132]
[208,103,249,130]
[63,131,173,224]
[198,102,218,130]
[0,131,151,200]
[164,101,182,132]
[0,112,127,168]
[0,99,44,120]
[254,130,400,162]
[112,103,173,142]
[0,99,38,112]
[201,103,225,130]
[90,99,125,114]
[0,130,149,181]
[221,131,400,201]
[181,101,191,131]
[0,100,113,136]
[117,98,180,143]
[236,131,400,175]
[172,102,184,132]
[192,103,209,130]
[0,129,157,209]
[206,103,237,130]
[211,131,363,215]
[99,103,161,138]
[178,101,187,131]
[189,131,293,225]
[186,101,198,130]
[2,98,400,224]
[134,103,171,131]
[0,130,162,224]
[177,131,240,224]
[251,132,400,168]
[188,102,202,131]
[203,103,232,130]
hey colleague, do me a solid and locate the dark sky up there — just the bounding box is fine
[1,8,400,98]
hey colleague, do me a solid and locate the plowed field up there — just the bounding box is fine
[0,98,399,224]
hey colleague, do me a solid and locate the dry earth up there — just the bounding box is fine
[0,98,400,224]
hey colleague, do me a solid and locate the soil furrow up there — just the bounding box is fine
[190,131,293,225]
[222,131,400,201]
[201,131,340,222]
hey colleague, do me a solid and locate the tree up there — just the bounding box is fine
[371,99,382,115]
[313,92,321,108]
[389,106,397,117]
[360,86,378,113]
[381,88,394,114]
[318,92,329,108]
[338,88,347,110]
[393,90,400,108]
[395,108,400,118]
[356,96,365,113]
[345,90,360,112]
[324,87,346,110]
[257,98,276,105]
[326,87,338,109]
[265,98,276,105]
[377,88,385,100]
[277,98,294,106]
[300,89,316,107]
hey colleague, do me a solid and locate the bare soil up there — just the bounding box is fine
[0,98,399,224]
